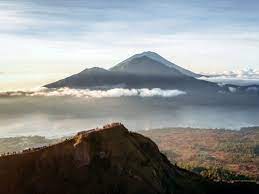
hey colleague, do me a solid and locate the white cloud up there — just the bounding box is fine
[138,88,185,97]
[228,87,237,93]
[0,87,186,98]
[199,68,259,86]
[203,68,259,79]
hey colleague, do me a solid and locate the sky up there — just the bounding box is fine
[1,0,259,90]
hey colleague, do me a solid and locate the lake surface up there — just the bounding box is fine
[0,96,259,137]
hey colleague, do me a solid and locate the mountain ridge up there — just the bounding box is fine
[0,123,258,194]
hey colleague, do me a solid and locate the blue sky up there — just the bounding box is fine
[1,0,259,89]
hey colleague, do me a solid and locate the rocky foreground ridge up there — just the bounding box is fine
[0,123,258,194]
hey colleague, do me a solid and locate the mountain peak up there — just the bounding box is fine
[135,51,166,61]
[110,51,201,77]
[140,51,162,56]
[140,51,159,55]
[79,67,108,74]
[110,54,186,76]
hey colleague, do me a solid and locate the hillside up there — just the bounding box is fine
[0,124,258,194]
[141,127,259,181]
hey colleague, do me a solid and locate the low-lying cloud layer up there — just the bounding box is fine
[212,68,259,79]
[0,87,186,98]
[200,68,259,86]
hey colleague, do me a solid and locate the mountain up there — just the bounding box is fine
[45,52,218,92]
[44,51,259,99]
[0,123,258,194]
[110,51,201,77]
[45,66,218,92]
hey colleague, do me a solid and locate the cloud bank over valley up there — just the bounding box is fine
[0,87,186,98]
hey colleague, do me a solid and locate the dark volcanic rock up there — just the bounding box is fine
[0,124,258,194]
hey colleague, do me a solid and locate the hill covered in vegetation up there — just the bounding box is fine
[0,124,258,194]
[141,127,259,181]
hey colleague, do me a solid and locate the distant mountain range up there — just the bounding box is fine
[45,52,259,98]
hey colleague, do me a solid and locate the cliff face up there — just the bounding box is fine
[0,124,258,194]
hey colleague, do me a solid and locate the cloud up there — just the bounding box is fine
[199,68,259,86]
[228,87,237,93]
[0,87,186,98]
[204,68,259,79]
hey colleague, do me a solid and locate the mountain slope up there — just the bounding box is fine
[110,55,187,77]
[110,51,201,77]
[0,123,258,194]
[45,67,218,92]
[45,67,125,89]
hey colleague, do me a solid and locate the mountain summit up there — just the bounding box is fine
[0,123,257,194]
[110,51,201,77]
[110,55,185,77]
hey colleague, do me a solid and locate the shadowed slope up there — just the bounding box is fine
[0,124,258,194]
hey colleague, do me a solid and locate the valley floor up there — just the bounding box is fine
[141,127,259,181]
